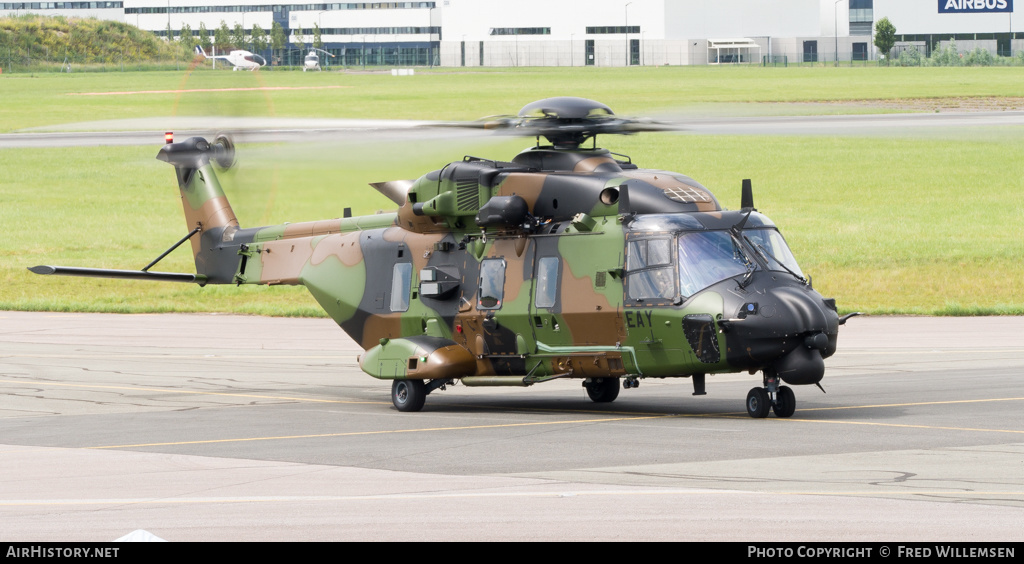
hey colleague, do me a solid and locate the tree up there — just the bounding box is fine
[231,22,245,50]
[313,23,323,51]
[270,21,285,65]
[250,23,266,55]
[179,23,194,53]
[215,20,231,52]
[198,22,211,50]
[874,17,896,61]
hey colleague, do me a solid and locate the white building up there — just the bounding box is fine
[1,0,1020,65]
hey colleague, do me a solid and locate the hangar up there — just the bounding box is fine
[1,0,1021,66]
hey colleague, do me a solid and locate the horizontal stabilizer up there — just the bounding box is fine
[28,265,205,284]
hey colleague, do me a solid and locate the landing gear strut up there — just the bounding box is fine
[746,372,797,418]
[772,385,796,418]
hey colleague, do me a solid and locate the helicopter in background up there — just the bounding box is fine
[303,48,336,71]
[30,97,856,417]
[194,45,266,71]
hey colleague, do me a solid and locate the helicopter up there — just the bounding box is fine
[29,97,856,417]
[194,45,266,71]
[303,48,336,72]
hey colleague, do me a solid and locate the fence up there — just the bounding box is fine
[3,43,1023,73]
[0,45,441,72]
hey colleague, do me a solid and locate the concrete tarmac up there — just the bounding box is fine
[1,312,1022,541]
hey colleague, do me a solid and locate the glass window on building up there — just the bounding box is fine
[853,42,867,61]
[849,0,873,36]
[803,40,818,63]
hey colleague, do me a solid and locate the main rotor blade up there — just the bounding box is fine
[4,117,484,149]
[9,108,1024,150]
[674,111,1024,136]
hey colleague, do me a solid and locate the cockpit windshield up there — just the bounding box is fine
[677,231,751,297]
[743,228,804,279]
[626,227,805,302]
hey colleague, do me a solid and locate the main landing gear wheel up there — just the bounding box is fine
[746,387,771,418]
[392,379,427,412]
[585,377,620,403]
[772,385,796,418]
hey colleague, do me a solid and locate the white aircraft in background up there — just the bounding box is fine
[303,48,336,71]
[194,46,266,71]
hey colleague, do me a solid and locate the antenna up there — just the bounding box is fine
[741,178,755,210]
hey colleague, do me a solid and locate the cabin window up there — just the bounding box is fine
[477,258,506,309]
[625,238,676,301]
[390,263,412,312]
[535,257,559,309]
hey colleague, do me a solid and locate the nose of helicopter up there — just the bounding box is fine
[725,281,839,385]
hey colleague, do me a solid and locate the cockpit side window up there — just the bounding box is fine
[625,237,677,302]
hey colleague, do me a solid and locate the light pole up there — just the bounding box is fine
[834,0,843,66]
[625,2,632,66]
[429,7,436,67]
[169,0,177,70]
[570,33,574,66]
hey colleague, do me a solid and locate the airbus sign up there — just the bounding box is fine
[939,0,1014,12]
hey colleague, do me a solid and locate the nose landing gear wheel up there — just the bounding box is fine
[746,387,771,418]
[392,379,427,412]
[772,385,796,418]
[584,377,620,403]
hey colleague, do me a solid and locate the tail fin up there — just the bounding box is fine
[29,136,241,286]
[195,45,208,59]
[156,136,241,283]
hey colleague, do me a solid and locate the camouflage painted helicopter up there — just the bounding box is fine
[31,97,856,417]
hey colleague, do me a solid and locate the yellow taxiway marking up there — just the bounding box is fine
[3,380,1023,448]
[87,403,1024,450]
[797,397,1024,412]
[86,414,674,450]
[0,379,379,406]
[2,489,1023,507]
[774,417,1024,435]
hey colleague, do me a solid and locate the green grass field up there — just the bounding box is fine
[2,66,1022,316]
